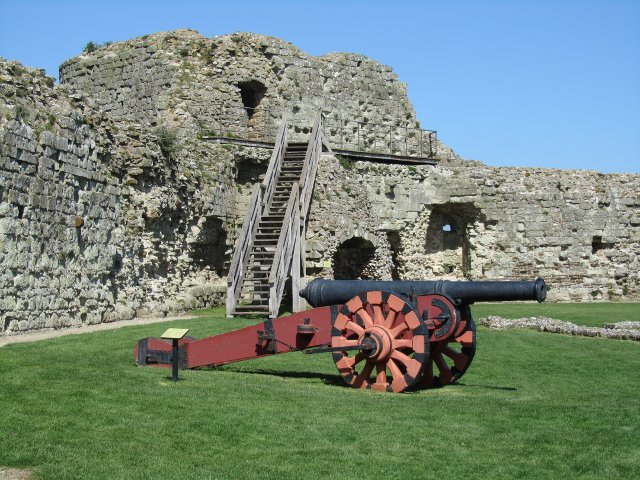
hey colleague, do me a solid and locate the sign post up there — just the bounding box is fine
[160,328,190,382]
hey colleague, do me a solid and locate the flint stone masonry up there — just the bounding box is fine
[1,29,639,334]
[0,60,118,331]
[1,57,238,333]
[306,157,640,302]
[60,30,456,160]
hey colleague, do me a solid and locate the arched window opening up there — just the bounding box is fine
[237,80,267,119]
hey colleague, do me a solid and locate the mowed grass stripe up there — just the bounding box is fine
[0,306,638,479]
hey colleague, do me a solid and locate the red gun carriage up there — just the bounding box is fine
[135,278,546,393]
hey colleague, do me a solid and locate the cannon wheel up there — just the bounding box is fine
[331,291,429,393]
[419,314,476,388]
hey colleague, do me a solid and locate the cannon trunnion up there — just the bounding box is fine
[135,278,546,393]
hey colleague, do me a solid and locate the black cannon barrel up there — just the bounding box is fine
[299,278,546,308]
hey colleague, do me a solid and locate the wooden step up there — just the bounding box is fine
[239,297,268,303]
[233,307,270,315]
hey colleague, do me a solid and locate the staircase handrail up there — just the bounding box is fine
[226,183,262,317]
[268,182,300,317]
[299,111,324,223]
[261,114,288,213]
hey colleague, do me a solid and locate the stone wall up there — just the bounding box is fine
[0,57,254,333]
[0,60,119,330]
[59,30,456,159]
[306,156,640,301]
[1,29,639,334]
[59,30,415,127]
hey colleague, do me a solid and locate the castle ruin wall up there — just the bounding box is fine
[307,157,640,301]
[1,30,638,334]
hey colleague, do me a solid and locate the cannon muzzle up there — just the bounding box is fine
[300,278,546,308]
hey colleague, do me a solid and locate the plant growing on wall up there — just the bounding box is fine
[155,126,181,160]
[83,40,113,53]
[336,154,354,170]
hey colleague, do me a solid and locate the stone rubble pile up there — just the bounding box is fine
[603,321,640,330]
[479,316,640,341]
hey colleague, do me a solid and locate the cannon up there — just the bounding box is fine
[135,278,546,393]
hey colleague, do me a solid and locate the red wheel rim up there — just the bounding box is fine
[332,291,429,393]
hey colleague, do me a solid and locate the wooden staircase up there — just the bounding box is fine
[227,112,328,318]
[234,143,307,316]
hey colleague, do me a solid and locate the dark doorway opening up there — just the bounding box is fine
[191,217,229,277]
[425,203,482,276]
[333,237,376,280]
[387,231,402,280]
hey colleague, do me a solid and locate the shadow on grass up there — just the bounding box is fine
[199,366,518,393]
[214,366,347,387]
[454,382,518,391]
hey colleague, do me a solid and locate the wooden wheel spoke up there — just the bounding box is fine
[386,358,403,382]
[442,345,460,356]
[443,345,468,371]
[346,320,365,336]
[375,362,388,385]
[424,359,434,383]
[383,310,398,328]
[352,352,366,365]
[372,305,385,326]
[433,352,452,378]
[395,339,413,349]
[353,360,375,387]
[390,349,413,368]
[389,323,408,338]
[357,310,374,328]
[342,352,366,369]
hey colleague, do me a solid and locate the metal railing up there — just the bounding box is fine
[200,105,437,159]
[321,115,437,159]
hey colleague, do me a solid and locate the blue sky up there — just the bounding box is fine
[1,0,638,173]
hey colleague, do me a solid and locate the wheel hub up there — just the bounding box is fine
[331,290,429,393]
[360,326,394,361]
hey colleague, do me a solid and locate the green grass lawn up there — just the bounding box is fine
[0,306,638,479]
[471,302,640,327]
